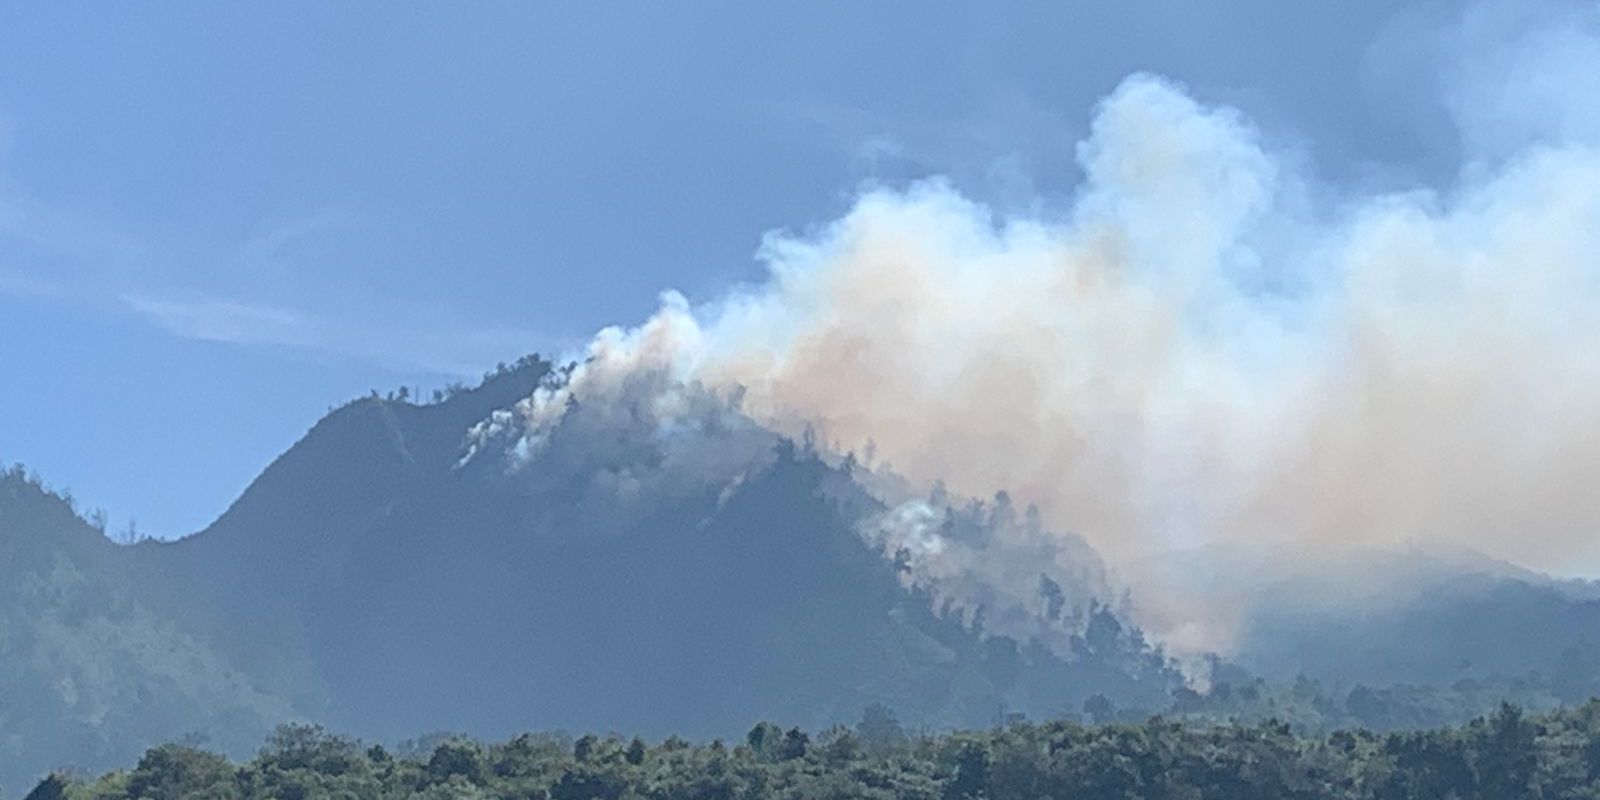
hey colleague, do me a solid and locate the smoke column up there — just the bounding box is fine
[503,8,1600,650]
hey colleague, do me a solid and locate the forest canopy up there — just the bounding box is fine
[23,701,1600,800]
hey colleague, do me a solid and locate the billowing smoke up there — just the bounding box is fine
[860,491,1120,653]
[463,297,779,533]
[483,9,1600,652]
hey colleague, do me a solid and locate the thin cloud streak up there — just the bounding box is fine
[123,291,552,378]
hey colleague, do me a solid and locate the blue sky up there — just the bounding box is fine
[0,1,1493,536]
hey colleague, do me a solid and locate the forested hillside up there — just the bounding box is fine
[0,467,295,785]
[3,356,1599,796]
[0,358,1176,790]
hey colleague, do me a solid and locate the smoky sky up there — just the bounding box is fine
[479,3,1600,652]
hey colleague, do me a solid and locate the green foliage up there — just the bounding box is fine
[124,745,235,800]
[30,702,1600,800]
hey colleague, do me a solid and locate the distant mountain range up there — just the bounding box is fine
[2,356,1597,793]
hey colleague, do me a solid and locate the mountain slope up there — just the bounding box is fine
[5,354,1599,794]
[0,468,294,787]
[0,357,1177,788]
[1237,555,1600,692]
[145,353,1179,740]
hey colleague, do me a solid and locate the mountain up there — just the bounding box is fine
[1234,551,1600,693]
[0,467,294,787]
[0,357,1177,789]
[1126,541,1600,697]
[4,355,1599,793]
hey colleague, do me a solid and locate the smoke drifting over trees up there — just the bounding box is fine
[496,14,1600,648]
[5,4,1600,796]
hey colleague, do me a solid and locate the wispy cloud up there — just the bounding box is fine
[0,138,545,378]
[122,290,551,377]
[122,294,316,348]
[0,184,148,277]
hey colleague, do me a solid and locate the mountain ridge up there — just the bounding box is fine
[0,356,1180,788]
[3,355,1598,794]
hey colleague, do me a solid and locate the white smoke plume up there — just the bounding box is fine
[486,9,1600,652]
[462,295,780,532]
[861,491,1119,653]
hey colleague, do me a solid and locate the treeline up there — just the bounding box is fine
[24,700,1600,800]
[364,353,555,407]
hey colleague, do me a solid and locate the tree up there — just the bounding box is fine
[573,733,599,763]
[1472,703,1539,799]
[27,698,1600,800]
[779,727,810,761]
[857,703,907,753]
[257,723,365,775]
[427,739,487,784]
[747,721,784,762]
[818,725,862,764]
[118,517,144,545]
[945,740,990,800]
[22,774,69,800]
[126,744,235,799]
